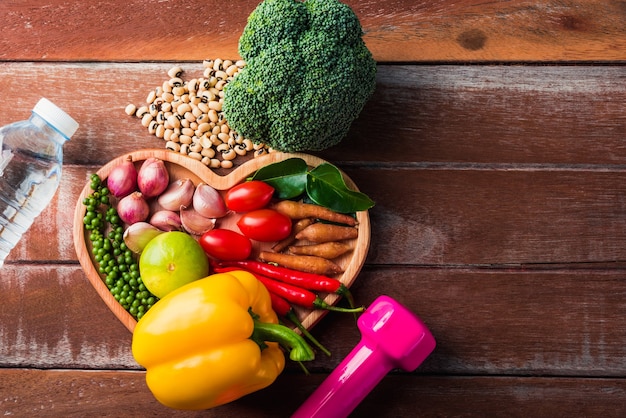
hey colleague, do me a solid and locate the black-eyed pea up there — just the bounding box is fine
[216,143,230,153]
[161,102,172,112]
[221,124,230,135]
[243,139,254,151]
[201,147,215,158]
[184,112,195,122]
[215,80,227,90]
[141,113,153,128]
[149,103,159,116]
[209,158,221,169]
[172,86,186,96]
[254,148,268,157]
[181,118,191,129]
[146,90,157,104]
[136,106,149,118]
[171,131,181,143]
[125,104,137,116]
[148,120,158,135]
[234,144,247,156]
[168,77,184,87]
[215,70,228,80]
[198,102,210,114]
[180,143,189,155]
[209,86,220,96]
[167,66,183,79]
[225,64,239,77]
[213,58,223,71]
[253,142,266,150]
[189,142,203,153]
[155,124,165,139]
[166,141,181,152]
[203,59,214,68]
[156,112,167,124]
[208,109,219,123]
[221,148,237,161]
[177,103,192,115]
[201,156,211,166]
[209,101,222,112]
[227,136,237,148]
[181,127,195,137]
[187,78,199,92]
[162,81,172,94]
[211,125,222,135]
[190,95,201,105]
[219,132,230,143]
[179,134,192,145]
[188,151,202,161]
[200,79,211,91]
[190,122,198,130]
[197,122,211,135]
[235,60,246,68]
[180,94,191,104]
[167,115,181,129]
[162,92,174,102]
[220,160,234,169]
[164,129,174,141]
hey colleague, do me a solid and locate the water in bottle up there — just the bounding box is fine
[0,98,79,268]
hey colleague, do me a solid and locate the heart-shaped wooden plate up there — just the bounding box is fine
[73,149,370,333]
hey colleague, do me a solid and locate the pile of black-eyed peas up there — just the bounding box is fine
[125,59,273,169]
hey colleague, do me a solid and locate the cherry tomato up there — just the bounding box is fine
[199,229,252,261]
[237,209,292,242]
[225,180,275,212]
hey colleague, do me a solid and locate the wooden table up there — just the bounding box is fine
[2,1,625,416]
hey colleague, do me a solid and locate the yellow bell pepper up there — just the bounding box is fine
[131,270,315,410]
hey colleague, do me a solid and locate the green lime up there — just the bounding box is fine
[139,231,209,299]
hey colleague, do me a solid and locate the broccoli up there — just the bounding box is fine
[222,0,377,153]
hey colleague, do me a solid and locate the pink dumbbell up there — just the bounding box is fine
[292,295,436,418]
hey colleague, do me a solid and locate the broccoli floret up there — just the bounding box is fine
[223,0,377,153]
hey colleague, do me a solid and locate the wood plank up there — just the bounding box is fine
[1,1,625,62]
[3,265,626,376]
[0,64,623,167]
[2,369,626,417]
[5,165,626,265]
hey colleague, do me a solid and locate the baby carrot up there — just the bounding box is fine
[271,200,357,226]
[259,251,344,276]
[287,241,353,259]
[295,223,358,243]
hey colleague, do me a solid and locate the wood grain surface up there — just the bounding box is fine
[1,0,625,416]
[1,0,625,62]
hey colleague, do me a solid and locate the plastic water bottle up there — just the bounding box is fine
[0,98,79,268]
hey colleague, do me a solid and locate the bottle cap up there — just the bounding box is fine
[32,98,79,139]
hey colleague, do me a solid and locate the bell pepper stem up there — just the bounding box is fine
[252,320,316,362]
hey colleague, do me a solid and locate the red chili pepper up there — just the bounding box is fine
[211,259,355,305]
[269,292,331,357]
[213,265,363,314]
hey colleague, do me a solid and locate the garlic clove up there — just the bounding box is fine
[123,222,164,254]
[157,178,195,211]
[149,210,182,232]
[193,183,229,218]
[180,206,217,235]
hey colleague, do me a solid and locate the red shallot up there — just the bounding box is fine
[137,158,169,198]
[107,156,137,198]
[117,191,150,225]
